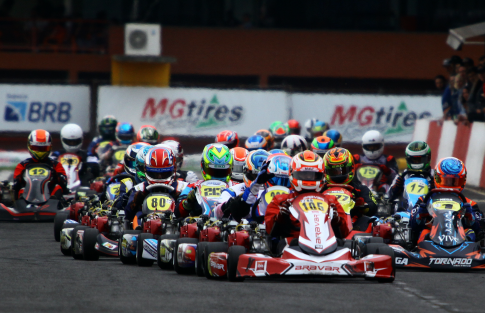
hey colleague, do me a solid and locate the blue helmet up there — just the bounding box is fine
[243,149,270,187]
[116,122,135,145]
[245,135,268,151]
[269,149,288,155]
[124,142,149,175]
[323,129,342,147]
[267,154,291,188]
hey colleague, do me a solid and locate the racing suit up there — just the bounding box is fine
[87,135,115,157]
[353,154,398,191]
[51,149,100,186]
[387,169,435,202]
[410,192,479,243]
[13,157,68,200]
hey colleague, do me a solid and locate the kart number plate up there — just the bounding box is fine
[406,182,428,195]
[200,186,223,199]
[28,167,49,177]
[358,166,379,179]
[264,188,290,204]
[300,198,328,213]
[146,195,173,211]
[432,200,461,212]
[114,150,125,161]
[60,154,80,166]
[110,184,120,196]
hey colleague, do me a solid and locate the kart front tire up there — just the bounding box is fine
[119,230,141,265]
[82,228,100,261]
[376,246,395,283]
[363,243,387,256]
[54,211,69,242]
[136,233,155,267]
[368,237,384,244]
[227,245,246,282]
[157,234,179,270]
[173,238,199,275]
[204,242,228,280]
[71,225,89,260]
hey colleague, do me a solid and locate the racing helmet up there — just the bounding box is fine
[269,149,288,155]
[310,136,335,158]
[310,121,329,138]
[245,135,268,151]
[272,124,289,148]
[434,157,467,192]
[98,115,117,140]
[124,142,149,176]
[160,140,184,169]
[201,143,233,183]
[281,135,308,157]
[116,122,135,145]
[137,125,159,145]
[304,119,319,137]
[323,148,355,185]
[287,119,301,135]
[405,141,431,171]
[135,145,153,182]
[255,129,274,150]
[215,130,239,149]
[323,130,342,147]
[269,121,284,134]
[362,130,384,160]
[60,123,83,153]
[28,129,52,161]
[230,147,249,182]
[145,146,176,185]
[290,150,325,192]
[243,150,270,187]
[267,154,292,188]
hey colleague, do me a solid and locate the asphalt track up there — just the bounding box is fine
[1,188,485,313]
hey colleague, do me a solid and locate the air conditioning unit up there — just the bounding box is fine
[124,23,161,56]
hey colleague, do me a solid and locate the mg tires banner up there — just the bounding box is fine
[98,86,288,137]
[0,85,90,132]
[291,93,442,143]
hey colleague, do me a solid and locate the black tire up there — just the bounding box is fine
[82,228,100,261]
[368,237,384,244]
[204,242,228,280]
[60,223,76,256]
[173,238,199,275]
[376,246,396,283]
[343,240,359,258]
[54,211,69,242]
[363,243,387,256]
[136,233,155,267]
[70,225,89,260]
[118,230,141,265]
[227,245,246,282]
[196,242,209,277]
[157,234,179,270]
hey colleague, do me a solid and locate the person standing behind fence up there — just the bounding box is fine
[465,67,485,123]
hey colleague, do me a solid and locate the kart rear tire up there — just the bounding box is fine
[173,238,199,275]
[136,233,155,267]
[204,242,228,280]
[363,243,387,256]
[60,223,76,256]
[82,228,100,261]
[343,240,359,258]
[157,234,179,270]
[227,245,246,282]
[71,225,89,260]
[119,230,141,265]
[368,237,384,244]
[54,211,69,242]
[376,246,395,283]
[196,242,209,277]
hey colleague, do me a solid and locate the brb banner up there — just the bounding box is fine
[0,85,90,132]
[291,94,442,143]
[98,87,288,137]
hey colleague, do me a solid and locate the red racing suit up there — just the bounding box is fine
[13,157,68,200]
[265,192,350,242]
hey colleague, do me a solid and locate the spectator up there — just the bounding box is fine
[465,67,485,122]
[458,65,468,83]
[452,74,468,124]
[435,74,446,91]
[479,55,485,66]
[443,58,455,75]
[462,57,475,69]
[436,75,452,120]
[450,55,462,74]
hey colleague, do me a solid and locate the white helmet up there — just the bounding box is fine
[362,130,384,160]
[304,118,319,137]
[281,135,308,157]
[60,124,83,153]
[161,140,184,169]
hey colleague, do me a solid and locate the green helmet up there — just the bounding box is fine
[405,141,431,171]
[98,115,118,140]
[201,143,233,182]
[269,121,284,134]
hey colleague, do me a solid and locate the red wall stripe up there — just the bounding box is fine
[452,123,472,162]
[427,121,442,168]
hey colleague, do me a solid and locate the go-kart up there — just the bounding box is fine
[389,189,485,270]
[0,164,65,222]
[356,165,390,217]
[206,193,395,282]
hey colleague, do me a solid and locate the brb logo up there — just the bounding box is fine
[4,94,71,123]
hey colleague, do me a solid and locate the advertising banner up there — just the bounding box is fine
[0,85,90,132]
[291,93,442,143]
[98,86,288,137]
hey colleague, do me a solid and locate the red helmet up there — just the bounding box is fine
[290,150,325,192]
[28,129,52,161]
[215,130,239,149]
[144,147,176,185]
[287,120,301,135]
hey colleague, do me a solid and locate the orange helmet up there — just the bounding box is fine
[290,150,324,192]
[255,129,274,149]
[215,130,239,149]
[323,148,355,184]
[230,147,249,182]
[434,157,467,192]
[287,119,301,135]
[28,129,52,161]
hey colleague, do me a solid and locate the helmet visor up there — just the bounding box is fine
[436,176,466,187]
[62,138,82,147]
[292,171,324,181]
[233,163,244,174]
[269,176,291,187]
[205,166,231,179]
[363,143,383,152]
[30,145,51,152]
[146,166,174,180]
[326,166,352,183]
[124,155,136,170]
[118,133,133,142]
[407,155,430,165]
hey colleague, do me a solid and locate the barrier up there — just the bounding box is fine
[413,119,485,188]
